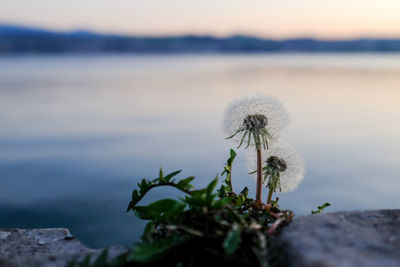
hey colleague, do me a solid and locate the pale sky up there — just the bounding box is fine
[1,0,400,38]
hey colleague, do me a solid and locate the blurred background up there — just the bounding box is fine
[1,0,400,248]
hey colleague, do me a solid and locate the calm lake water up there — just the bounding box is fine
[1,54,400,248]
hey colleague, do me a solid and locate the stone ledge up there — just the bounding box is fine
[2,210,399,267]
[277,209,400,267]
[0,228,126,267]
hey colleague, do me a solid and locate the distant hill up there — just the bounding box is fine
[1,24,400,53]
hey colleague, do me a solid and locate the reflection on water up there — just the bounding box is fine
[0,54,400,247]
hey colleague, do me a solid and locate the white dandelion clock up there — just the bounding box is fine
[263,142,305,192]
[247,141,305,203]
[222,95,289,204]
[223,96,289,149]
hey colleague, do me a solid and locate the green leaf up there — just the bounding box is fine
[65,261,76,267]
[223,224,242,255]
[205,176,218,204]
[133,206,153,220]
[126,190,140,212]
[92,250,108,267]
[235,194,246,206]
[227,149,236,166]
[206,176,218,196]
[131,234,190,263]
[141,222,155,242]
[110,254,128,266]
[164,170,182,181]
[184,195,207,207]
[239,186,249,197]
[312,202,331,214]
[217,185,227,198]
[211,197,230,209]
[78,255,91,267]
[219,149,236,194]
[177,176,195,190]
[127,170,196,212]
[139,179,150,195]
[134,199,186,221]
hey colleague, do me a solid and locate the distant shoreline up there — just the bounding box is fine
[1,24,400,54]
[1,51,400,56]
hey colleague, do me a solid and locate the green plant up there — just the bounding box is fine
[70,149,294,267]
[69,96,327,267]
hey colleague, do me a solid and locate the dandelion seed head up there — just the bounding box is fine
[223,96,289,147]
[243,114,268,131]
[247,141,305,192]
[266,156,287,172]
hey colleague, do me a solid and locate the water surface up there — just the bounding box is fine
[1,54,400,247]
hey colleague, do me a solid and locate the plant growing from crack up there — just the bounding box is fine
[68,149,294,267]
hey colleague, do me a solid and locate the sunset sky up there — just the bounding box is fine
[1,0,400,39]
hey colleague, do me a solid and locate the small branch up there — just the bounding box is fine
[127,182,197,211]
[266,187,274,204]
[266,218,284,235]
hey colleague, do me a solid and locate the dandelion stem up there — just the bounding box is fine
[266,186,274,204]
[256,148,263,204]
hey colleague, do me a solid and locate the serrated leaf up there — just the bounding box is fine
[205,176,218,204]
[141,222,155,242]
[184,195,207,207]
[110,254,128,266]
[217,185,228,198]
[227,149,236,166]
[206,176,218,196]
[131,234,190,263]
[126,190,141,211]
[127,171,197,212]
[65,261,76,267]
[78,255,91,267]
[133,206,153,220]
[223,224,242,255]
[234,195,245,206]
[92,249,108,267]
[220,149,236,195]
[312,202,331,214]
[164,170,182,181]
[177,176,194,190]
[240,186,249,196]
[134,199,186,221]
[212,197,230,209]
[139,179,150,195]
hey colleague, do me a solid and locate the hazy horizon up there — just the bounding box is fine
[2,22,400,41]
[1,0,400,39]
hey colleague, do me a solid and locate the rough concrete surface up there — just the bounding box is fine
[0,228,126,267]
[1,210,399,267]
[279,209,400,267]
